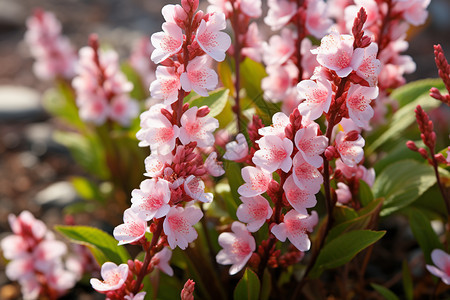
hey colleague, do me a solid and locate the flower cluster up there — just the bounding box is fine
[0,211,77,299]
[24,9,77,81]
[262,0,333,113]
[90,0,230,298]
[72,35,139,126]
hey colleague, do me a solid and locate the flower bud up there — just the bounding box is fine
[406,140,418,151]
[435,153,446,164]
[181,279,195,300]
[344,130,360,142]
[196,106,210,117]
[324,146,337,161]
[418,147,429,159]
[181,0,199,14]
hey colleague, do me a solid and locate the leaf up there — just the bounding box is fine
[402,260,414,300]
[218,60,235,96]
[70,176,103,202]
[53,131,108,179]
[260,269,271,300]
[223,161,245,217]
[390,78,444,108]
[371,283,400,300]
[239,58,280,124]
[121,62,148,101]
[358,180,374,207]
[55,225,130,265]
[373,140,424,175]
[373,160,436,216]
[367,82,443,153]
[234,268,261,300]
[310,230,385,278]
[41,86,85,130]
[188,88,230,117]
[407,208,443,264]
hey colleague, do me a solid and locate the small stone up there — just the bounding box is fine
[34,181,79,208]
[0,85,45,122]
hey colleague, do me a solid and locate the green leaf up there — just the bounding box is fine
[371,283,400,300]
[41,85,85,130]
[55,225,130,265]
[223,160,245,217]
[260,269,271,300]
[367,81,443,153]
[373,140,424,175]
[402,260,413,300]
[373,160,436,216]
[407,208,443,264]
[390,78,444,108]
[240,58,280,124]
[218,60,235,95]
[188,88,230,117]
[121,62,148,101]
[234,268,261,300]
[70,176,103,202]
[359,180,374,207]
[310,230,385,278]
[53,131,108,179]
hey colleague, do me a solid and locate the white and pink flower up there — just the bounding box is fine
[216,222,256,275]
[346,84,379,128]
[113,209,148,245]
[253,135,293,173]
[355,43,381,87]
[236,196,273,232]
[294,123,328,168]
[223,133,249,161]
[305,0,333,39]
[238,166,272,197]
[271,210,318,251]
[283,175,317,214]
[184,175,214,203]
[426,249,450,285]
[297,79,333,121]
[179,106,219,148]
[180,56,219,97]
[151,22,183,64]
[292,152,323,194]
[265,0,297,31]
[152,247,174,276]
[131,179,171,221]
[204,152,225,177]
[263,28,296,67]
[258,112,290,139]
[335,131,365,167]
[90,262,129,292]
[150,66,182,105]
[195,12,231,62]
[163,206,203,250]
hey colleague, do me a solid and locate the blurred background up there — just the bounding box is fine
[0,0,449,298]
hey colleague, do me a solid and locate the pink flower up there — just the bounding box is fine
[24,10,77,81]
[113,209,147,245]
[292,152,323,194]
[237,196,273,232]
[179,106,219,147]
[265,0,297,31]
[355,43,381,87]
[240,0,262,18]
[8,210,47,241]
[335,159,375,187]
[394,0,430,26]
[163,206,203,250]
[151,22,183,64]
[426,249,450,285]
[150,66,181,105]
[144,152,173,177]
[129,37,155,88]
[263,28,295,66]
[335,131,365,167]
[109,95,140,126]
[205,152,225,177]
[131,179,171,221]
[180,56,219,96]
[336,182,352,204]
[90,262,129,292]
[195,12,231,62]
[446,147,450,165]
[161,4,187,25]
[297,79,333,120]
[125,292,147,300]
[305,0,333,39]
[216,222,256,275]
[1,235,28,260]
[262,63,298,102]
[311,30,364,77]
[238,166,272,197]
[5,254,34,281]
[223,133,249,161]
[259,112,290,139]
[152,247,174,276]
[283,175,317,214]
[344,0,380,31]
[33,240,68,273]
[241,23,263,62]
[295,123,328,168]
[301,39,320,79]
[184,175,213,203]
[346,84,379,128]
[253,135,293,173]
[136,106,180,155]
[271,210,318,251]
